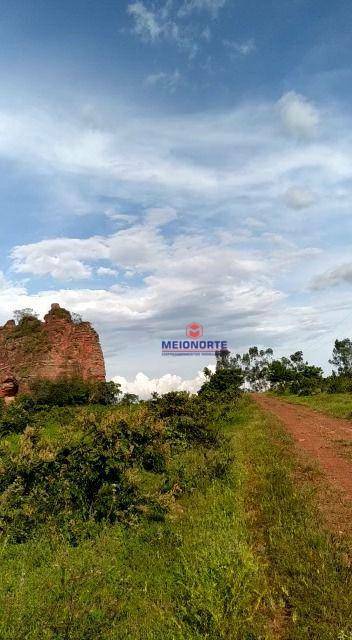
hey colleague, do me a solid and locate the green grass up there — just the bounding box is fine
[277,392,352,420]
[0,398,351,639]
[238,401,352,639]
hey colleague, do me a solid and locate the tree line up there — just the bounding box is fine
[209,338,352,396]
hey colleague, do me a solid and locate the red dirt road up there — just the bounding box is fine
[253,395,352,500]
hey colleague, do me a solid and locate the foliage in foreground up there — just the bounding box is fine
[0,389,231,543]
[0,378,131,437]
[0,398,351,639]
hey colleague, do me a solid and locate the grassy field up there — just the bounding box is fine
[0,398,351,639]
[278,392,352,420]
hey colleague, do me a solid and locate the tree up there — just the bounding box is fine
[13,308,39,324]
[267,352,323,395]
[290,351,304,366]
[199,349,244,400]
[329,339,352,376]
[267,358,294,391]
[71,312,83,324]
[232,346,273,391]
[120,393,139,405]
[215,348,231,370]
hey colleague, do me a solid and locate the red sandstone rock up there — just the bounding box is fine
[0,304,106,395]
[0,377,19,405]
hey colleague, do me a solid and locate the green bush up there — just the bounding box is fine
[324,373,352,394]
[0,407,168,542]
[149,391,220,446]
[0,379,122,437]
[0,388,233,543]
[198,366,244,402]
[0,399,31,437]
[28,378,121,407]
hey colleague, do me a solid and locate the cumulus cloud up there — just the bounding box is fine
[283,187,315,210]
[8,214,324,385]
[312,262,352,290]
[11,237,108,280]
[278,91,320,138]
[113,366,214,399]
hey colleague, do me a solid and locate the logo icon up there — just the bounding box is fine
[186,322,203,339]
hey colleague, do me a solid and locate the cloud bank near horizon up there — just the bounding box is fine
[113,366,215,399]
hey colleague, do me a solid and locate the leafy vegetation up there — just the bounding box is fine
[27,377,122,408]
[329,338,352,376]
[0,343,351,637]
[230,336,352,395]
[0,392,351,639]
[0,377,237,544]
[222,346,325,395]
[0,379,123,437]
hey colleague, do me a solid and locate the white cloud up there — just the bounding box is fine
[96,267,118,277]
[1,92,352,381]
[127,0,223,54]
[224,38,256,56]
[0,96,350,214]
[312,262,352,290]
[127,1,187,51]
[283,187,315,210]
[127,2,162,41]
[11,237,108,280]
[244,216,265,229]
[179,0,227,16]
[0,266,335,381]
[104,210,137,225]
[278,91,320,138]
[145,206,177,226]
[145,70,182,93]
[113,366,214,399]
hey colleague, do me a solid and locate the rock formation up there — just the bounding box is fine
[0,304,106,398]
[0,377,19,405]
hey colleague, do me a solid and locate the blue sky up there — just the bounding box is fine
[1,0,352,396]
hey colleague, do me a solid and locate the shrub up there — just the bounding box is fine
[0,407,168,542]
[0,398,31,437]
[28,378,121,408]
[149,391,219,446]
[324,374,352,394]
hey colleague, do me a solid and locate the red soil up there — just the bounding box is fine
[253,395,352,534]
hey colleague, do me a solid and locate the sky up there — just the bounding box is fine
[1,0,352,397]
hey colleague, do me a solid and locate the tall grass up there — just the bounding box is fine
[0,398,351,639]
[277,392,352,420]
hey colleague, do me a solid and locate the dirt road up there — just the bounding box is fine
[253,394,352,504]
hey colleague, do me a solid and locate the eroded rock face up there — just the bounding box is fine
[0,304,106,395]
[0,377,19,405]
